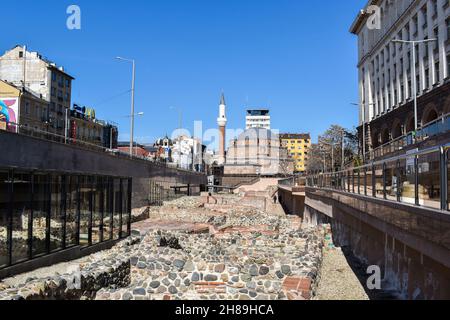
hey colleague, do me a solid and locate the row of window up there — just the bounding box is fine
[0,169,131,269]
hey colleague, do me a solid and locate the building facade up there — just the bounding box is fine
[225,128,293,176]
[0,80,49,133]
[350,0,450,157]
[0,46,74,137]
[246,109,271,130]
[172,136,206,172]
[69,105,118,149]
[280,133,311,173]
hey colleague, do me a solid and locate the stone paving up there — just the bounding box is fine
[95,195,325,300]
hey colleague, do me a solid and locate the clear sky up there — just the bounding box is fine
[1,0,368,147]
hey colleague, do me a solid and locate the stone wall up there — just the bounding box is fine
[0,237,139,300]
[305,188,450,299]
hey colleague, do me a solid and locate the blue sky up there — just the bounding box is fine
[1,0,368,147]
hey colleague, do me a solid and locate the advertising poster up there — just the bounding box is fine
[0,98,19,132]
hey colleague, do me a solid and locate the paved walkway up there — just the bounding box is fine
[315,248,369,300]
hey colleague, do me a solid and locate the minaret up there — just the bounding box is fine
[217,92,227,165]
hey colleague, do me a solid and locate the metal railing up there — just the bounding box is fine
[306,142,450,212]
[0,120,204,175]
[365,113,450,161]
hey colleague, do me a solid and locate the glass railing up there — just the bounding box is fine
[307,143,450,211]
[365,113,450,161]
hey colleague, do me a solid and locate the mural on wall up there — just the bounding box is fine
[0,98,19,132]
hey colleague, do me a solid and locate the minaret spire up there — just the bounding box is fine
[217,91,227,166]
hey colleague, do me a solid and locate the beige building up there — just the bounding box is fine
[0,46,74,136]
[0,80,49,133]
[350,0,449,155]
[224,128,293,176]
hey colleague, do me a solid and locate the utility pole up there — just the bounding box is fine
[116,57,136,158]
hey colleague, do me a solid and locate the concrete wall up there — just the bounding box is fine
[305,188,450,300]
[0,130,207,209]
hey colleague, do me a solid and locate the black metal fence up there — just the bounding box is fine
[0,167,132,270]
[306,143,450,211]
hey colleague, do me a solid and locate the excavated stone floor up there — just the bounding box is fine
[0,194,326,300]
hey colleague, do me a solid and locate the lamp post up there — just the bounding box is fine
[391,38,437,138]
[123,112,144,156]
[116,56,136,158]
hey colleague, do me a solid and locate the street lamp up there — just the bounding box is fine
[351,102,375,162]
[123,112,144,155]
[391,38,437,137]
[116,56,136,158]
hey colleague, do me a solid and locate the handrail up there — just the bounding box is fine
[306,141,450,212]
[363,112,450,161]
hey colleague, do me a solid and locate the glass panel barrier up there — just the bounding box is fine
[0,171,10,268]
[374,164,384,198]
[385,161,398,202]
[32,174,49,257]
[11,172,32,264]
[79,176,91,247]
[399,157,416,205]
[92,177,103,245]
[121,179,130,238]
[50,174,64,252]
[113,178,121,240]
[103,178,112,242]
[418,151,441,210]
[366,167,374,197]
[353,169,359,194]
[65,176,78,247]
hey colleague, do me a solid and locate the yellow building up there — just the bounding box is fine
[280,133,311,173]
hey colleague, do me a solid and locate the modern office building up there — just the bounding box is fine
[280,133,311,173]
[350,0,449,158]
[246,109,271,130]
[0,46,75,137]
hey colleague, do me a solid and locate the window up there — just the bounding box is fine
[52,73,57,82]
[19,51,23,58]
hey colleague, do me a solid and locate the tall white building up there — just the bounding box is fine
[350,0,450,153]
[246,109,271,130]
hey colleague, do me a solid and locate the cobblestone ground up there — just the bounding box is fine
[315,247,369,300]
[94,195,325,300]
[0,194,326,300]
